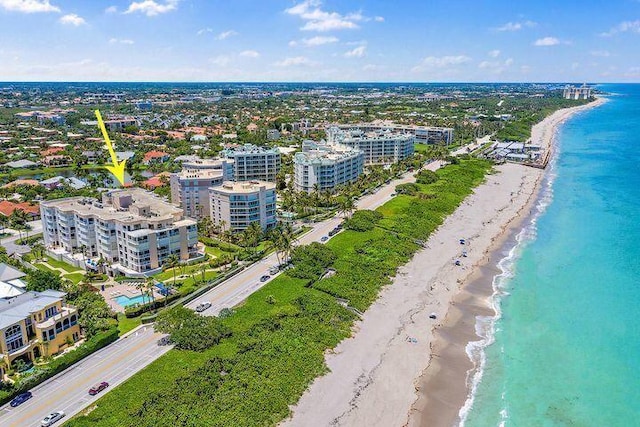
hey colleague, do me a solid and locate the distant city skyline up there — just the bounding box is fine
[0,0,639,82]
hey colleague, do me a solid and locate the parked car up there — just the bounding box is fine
[157,336,172,346]
[320,236,328,242]
[195,301,212,312]
[41,411,65,426]
[390,192,397,197]
[260,275,270,282]
[269,266,280,275]
[10,391,32,407]
[88,382,109,396]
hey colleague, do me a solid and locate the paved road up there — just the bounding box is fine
[0,327,170,427]
[1,220,43,255]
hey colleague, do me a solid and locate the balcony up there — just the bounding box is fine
[36,306,77,330]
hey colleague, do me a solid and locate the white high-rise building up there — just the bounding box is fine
[170,158,233,219]
[294,141,364,193]
[326,126,414,165]
[222,144,281,182]
[40,188,199,276]
[328,121,453,145]
[563,84,592,100]
[209,181,277,232]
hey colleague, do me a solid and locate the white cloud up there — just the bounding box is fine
[274,56,317,67]
[590,50,610,57]
[478,58,514,74]
[285,0,364,32]
[105,5,117,13]
[374,16,384,22]
[488,49,501,58]
[216,30,238,40]
[494,20,537,32]
[412,55,471,73]
[124,0,179,17]
[109,38,135,45]
[600,20,640,37]
[239,50,260,58]
[533,37,560,46]
[289,36,339,47]
[344,45,366,58]
[0,0,59,13]
[59,13,86,26]
[197,27,213,35]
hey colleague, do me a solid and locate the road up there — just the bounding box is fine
[0,327,170,427]
[1,220,43,255]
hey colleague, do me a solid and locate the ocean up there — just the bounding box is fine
[462,84,640,426]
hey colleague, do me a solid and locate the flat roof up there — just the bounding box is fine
[211,180,276,194]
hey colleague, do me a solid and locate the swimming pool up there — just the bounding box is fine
[114,294,151,308]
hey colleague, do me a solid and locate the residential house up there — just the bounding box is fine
[0,264,28,299]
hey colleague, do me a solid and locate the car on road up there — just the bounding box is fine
[320,236,329,242]
[88,381,109,396]
[328,230,336,237]
[157,336,172,346]
[41,411,65,426]
[260,275,270,282]
[195,301,212,312]
[269,266,279,275]
[10,391,32,407]
[390,192,397,197]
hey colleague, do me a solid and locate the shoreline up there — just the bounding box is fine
[281,98,606,427]
[408,96,608,427]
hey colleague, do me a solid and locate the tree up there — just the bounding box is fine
[154,306,231,351]
[31,242,45,260]
[146,277,156,306]
[337,196,355,219]
[165,254,180,288]
[26,269,62,292]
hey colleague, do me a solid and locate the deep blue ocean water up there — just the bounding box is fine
[463,84,640,426]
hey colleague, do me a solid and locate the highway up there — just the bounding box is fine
[0,327,170,427]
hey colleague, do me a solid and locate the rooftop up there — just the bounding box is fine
[212,180,276,194]
[41,187,183,223]
[0,290,66,330]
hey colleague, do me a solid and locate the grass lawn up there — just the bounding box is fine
[35,263,56,273]
[63,273,85,284]
[203,244,224,258]
[414,143,430,154]
[117,314,142,337]
[45,256,83,273]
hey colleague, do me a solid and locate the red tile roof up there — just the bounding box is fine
[40,146,64,156]
[0,200,40,217]
[2,179,40,188]
[143,150,169,162]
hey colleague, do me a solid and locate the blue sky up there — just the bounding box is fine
[0,0,638,82]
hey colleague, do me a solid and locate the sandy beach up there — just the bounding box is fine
[280,98,606,427]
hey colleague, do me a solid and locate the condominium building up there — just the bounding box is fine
[563,84,592,100]
[170,158,233,219]
[222,144,281,182]
[40,188,199,276]
[1,290,80,375]
[328,121,454,145]
[294,140,364,193]
[326,126,414,165]
[209,181,277,232]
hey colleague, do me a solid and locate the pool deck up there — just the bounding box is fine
[99,282,162,313]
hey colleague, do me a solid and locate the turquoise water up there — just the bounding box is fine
[114,294,151,307]
[464,85,640,426]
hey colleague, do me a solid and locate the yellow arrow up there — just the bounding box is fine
[95,109,127,186]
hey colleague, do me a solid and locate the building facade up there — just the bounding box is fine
[222,144,281,182]
[563,84,592,100]
[0,290,80,376]
[209,181,277,232]
[40,188,199,276]
[326,126,414,165]
[328,122,454,145]
[170,159,233,219]
[294,141,364,193]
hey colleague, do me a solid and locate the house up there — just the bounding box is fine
[2,179,40,189]
[0,264,28,299]
[115,151,135,162]
[4,160,39,169]
[142,172,170,190]
[143,150,170,165]
[42,155,71,167]
[40,147,65,157]
[81,151,98,163]
[0,200,41,220]
[40,176,87,190]
[0,290,81,375]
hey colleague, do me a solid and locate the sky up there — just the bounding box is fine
[0,0,638,82]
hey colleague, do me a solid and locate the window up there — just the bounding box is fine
[45,306,57,319]
[4,324,24,352]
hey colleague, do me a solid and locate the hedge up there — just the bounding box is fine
[124,294,182,318]
[0,327,119,406]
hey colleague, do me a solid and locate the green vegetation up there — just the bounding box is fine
[67,159,491,427]
[43,255,83,273]
[117,314,142,336]
[155,306,231,351]
[343,209,383,232]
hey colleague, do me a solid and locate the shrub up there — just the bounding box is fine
[416,169,439,185]
[344,209,384,232]
[395,183,419,196]
[288,242,336,281]
[124,294,182,318]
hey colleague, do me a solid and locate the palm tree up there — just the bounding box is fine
[96,257,106,275]
[134,281,146,302]
[338,196,355,219]
[31,242,45,261]
[166,254,180,287]
[145,277,156,306]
